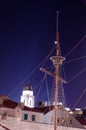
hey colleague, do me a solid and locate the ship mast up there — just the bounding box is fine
[40,12,66,130]
[50,11,65,130]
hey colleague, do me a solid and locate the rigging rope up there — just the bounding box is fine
[34,78,45,91]
[64,55,86,64]
[7,46,55,97]
[73,89,86,108]
[60,65,67,107]
[45,73,50,103]
[35,73,50,104]
[50,79,55,105]
[65,35,86,58]
[62,65,67,83]
[67,67,86,83]
[35,75,45,102]
[41,45,55,67]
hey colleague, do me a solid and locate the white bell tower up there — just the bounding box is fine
[21,84,35,108]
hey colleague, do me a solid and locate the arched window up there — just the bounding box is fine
[30,100,31,106]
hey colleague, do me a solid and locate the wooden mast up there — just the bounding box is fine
[50,11,65,130]
[55,11,60,130]
[40,11,66,130]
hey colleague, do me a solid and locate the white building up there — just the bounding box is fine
[21,84,35,108]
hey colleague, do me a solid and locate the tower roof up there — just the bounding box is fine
[23,84,33,91]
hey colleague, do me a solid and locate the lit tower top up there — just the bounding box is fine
[21,84,35,108]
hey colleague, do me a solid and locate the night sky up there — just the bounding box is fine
[0,0,86,108]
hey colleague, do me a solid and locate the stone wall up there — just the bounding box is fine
[0,116,85,130]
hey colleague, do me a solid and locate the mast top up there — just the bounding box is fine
[55,11,61,56]
[56,11,59,34]
[50,11,65,65]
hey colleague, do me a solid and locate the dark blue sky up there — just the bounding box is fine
[0,0,86,108]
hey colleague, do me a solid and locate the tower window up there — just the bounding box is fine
[24,114,28,120]
[30,100,31,106]
[32,115,35,121]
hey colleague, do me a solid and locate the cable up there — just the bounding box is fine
[65,35,86,58]
[67,67,86,83]
[35,75,45,102]
[64,55,86,64]
[73,89,86,108]
[33,78,45,91]
[45,73,50,103]
[41,45,55,67]
[62,64,67,83]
